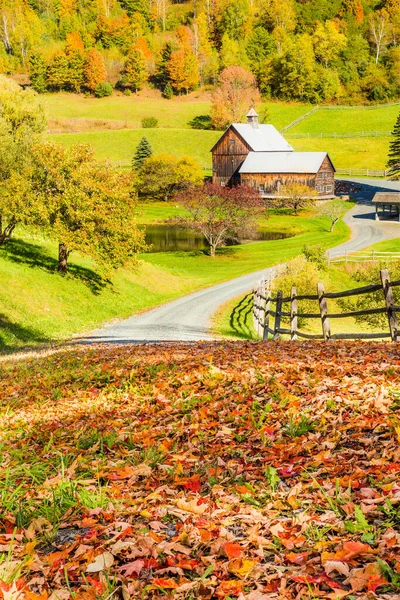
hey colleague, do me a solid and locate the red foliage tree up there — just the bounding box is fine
[84,49,107,92]
[211,66,261,129]
[174,183,264,257]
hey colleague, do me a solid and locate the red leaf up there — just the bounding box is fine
[119,560,145,577]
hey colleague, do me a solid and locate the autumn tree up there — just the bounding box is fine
[84,49,107,92]
[279,183,314,215]
[167,47,199,94]
[387,111,400,180]
[138,154,203,201]
[47,51,70,91]
[319,200,343,232]
[211,66,261,129]
[0,76,46,244]
[121,47,147,92]
[29,52,48,93]
[174,184,263,257]
[26,142,147,274]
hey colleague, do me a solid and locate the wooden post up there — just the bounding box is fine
[290,286,297,341]
[273,291,283,340]
[253,286,258,332]
[263,280,270,340]
[380,269,399,341]
[317,282,331,341]
[258,279,266,338]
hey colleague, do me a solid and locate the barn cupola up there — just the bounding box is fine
[246,107,259,128]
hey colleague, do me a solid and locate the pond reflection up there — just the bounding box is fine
[144,225,293,253]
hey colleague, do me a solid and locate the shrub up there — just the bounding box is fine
[163,82,174,99]
[188,115,215,130]
[95,82,113,98]
[123,88,132,96]
[272,256,320,327]
[142,117,158,128]
[302,244,326,270]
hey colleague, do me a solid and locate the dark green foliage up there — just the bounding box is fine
[163,82,174,99]
[132,136,153,169]
[188,115,215,130]
[29,53,47,94]
[141,117,158,128]
[155,42,178,89]
[387,112,400,180]
[95,81,113,97]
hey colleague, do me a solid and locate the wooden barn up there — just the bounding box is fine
[211,109,335,198]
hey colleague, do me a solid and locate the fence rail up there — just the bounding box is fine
[253,269,399,341]
[286,130,391,139]
[328,250,400,264]
[335,168,388,177]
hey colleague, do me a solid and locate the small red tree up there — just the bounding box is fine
[174,183,264,257]
[84,49,107,92]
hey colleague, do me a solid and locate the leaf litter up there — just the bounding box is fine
[0,341,400,599]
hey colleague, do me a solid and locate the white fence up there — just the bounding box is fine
[328,250,400,265]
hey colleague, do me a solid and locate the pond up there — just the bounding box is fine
[144,224,294,253]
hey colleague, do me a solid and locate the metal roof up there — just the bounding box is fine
[231,124,293,152]
[372,192,400,205]
[239,151,331,174]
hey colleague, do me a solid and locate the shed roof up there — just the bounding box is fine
[231,124,294,152]
[239,151,332,174]
[372,192,400,205]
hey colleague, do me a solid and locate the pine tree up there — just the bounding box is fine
[29,52,48,93]
[163,82,173,98]
[387,112,400,180]
[132,136,153,169]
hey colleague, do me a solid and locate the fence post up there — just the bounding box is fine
[380,269,399,341]
[258,278,266,338]
[317,282,331,341]
[273,291,283,340]
[290,286,297,341]
[263,280,271,340]
[253,286,258,333]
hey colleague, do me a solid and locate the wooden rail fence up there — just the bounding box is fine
[328,250,400,264]
[253,269,399,341]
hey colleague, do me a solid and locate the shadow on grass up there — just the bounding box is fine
[227,292,257,340]
[0,238,107,294]
[0,314,52,354]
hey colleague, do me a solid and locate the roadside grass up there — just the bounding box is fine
[288,104,399,135]
[0,204,350,353]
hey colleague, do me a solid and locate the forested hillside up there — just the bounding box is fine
[1,0,399,103]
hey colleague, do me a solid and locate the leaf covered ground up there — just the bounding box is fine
[1,342,400,600]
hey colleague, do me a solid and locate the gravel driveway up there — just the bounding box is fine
[84,179,400,343]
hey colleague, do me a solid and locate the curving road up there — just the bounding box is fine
[84,179,400,343]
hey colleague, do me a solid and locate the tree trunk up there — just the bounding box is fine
[330,218,338,232]
[58,243,69,274]
[209,244,216,257]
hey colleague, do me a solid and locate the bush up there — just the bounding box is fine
[95,82,113,98]
[123,88,132,96]
[163,83,174,99]
[272,256,321,327]
[188,115,215,130]
[142,117,158,128]
[302,244,326,270]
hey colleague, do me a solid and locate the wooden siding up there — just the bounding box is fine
[212,127,250,185]
[241,157,335,197]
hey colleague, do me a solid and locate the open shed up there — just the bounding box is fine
[372,192,400,222]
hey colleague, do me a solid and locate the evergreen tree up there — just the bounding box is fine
[122,48,147,92]
[163,82,174,98]
[29,52,48,93]
[132,136,153,169]
[47,52,70,91]
[387,112,400,180]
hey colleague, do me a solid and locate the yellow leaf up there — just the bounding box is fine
[176,498,208,514]
[86,551,114,573]
[228,558,257,577]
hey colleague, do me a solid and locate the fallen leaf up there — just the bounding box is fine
[86,551,114,573]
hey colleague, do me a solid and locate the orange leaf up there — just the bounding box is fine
[224,542,242,559]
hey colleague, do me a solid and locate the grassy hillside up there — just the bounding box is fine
[293,136,390,170]
[287,104,399,135]
[1,342,399,598]
[0,205,350,353]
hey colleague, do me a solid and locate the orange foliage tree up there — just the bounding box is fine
[84,49,107,92]
[211,66,261,129]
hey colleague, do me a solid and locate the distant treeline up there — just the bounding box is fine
[1,0,399,102]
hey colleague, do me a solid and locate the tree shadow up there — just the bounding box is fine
[0,238,107,294]
[0,314,52,354]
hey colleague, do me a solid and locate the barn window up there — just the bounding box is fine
[259,184,265,193]
[325,185,333,192]
[221,180,226,186]
[229,138,235,150]
[317,172,324,179]
[316,184,323,192]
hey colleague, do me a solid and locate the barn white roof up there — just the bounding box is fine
[239,151,331,174]
[231,124,293,152]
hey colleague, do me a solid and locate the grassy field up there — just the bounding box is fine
[288,104,399,135]
[43,92,312,131]
[2,342,399,598]
[0,204,350,353]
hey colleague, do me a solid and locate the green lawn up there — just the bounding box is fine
[287,104,399,135]
[0,204,350,353]
[292,136,390,170]
[48,128,220,168]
